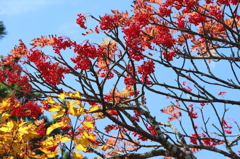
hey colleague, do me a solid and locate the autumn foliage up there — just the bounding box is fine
[0,0,240,158]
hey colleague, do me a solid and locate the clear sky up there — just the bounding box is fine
[0,0,239,159]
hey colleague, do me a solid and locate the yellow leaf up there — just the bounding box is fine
[72,152,84,159]
[82,122,94,129]
[45,97,55,104]
[0,126,10,132]
[46,122,66,135]
[60,136,71,142]
[47,104,61,112]
[39,136,58,148]
[1,113,11,123]
[57,93,65,100]
[75,144,87,152]
[39,148,61,158]
[7,119,16,129]
[88,105,99,113]
[68,91,81,98]
[12,144,21,153]
[83,132,96,141]
[0,98,11,112]
[69,107,84,116]
[52,109,65,119]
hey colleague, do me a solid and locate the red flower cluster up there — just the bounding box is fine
[154,26,175,48]
[134,13,151,27]
[122,23,145,61]
[132,110,141,122]
[132,132,148,141]
[158,7,172,17]
[162,51,176,61]
[188,106,198,119]
[124,64,137,85]
[222,119,232,134]
[0,64,32,93]
[76,14,87,29]
[189,13,209,26]
[99,70,114,79]
[53,36,76,54]
[124,76,137,86]
[201,133,224,146]
[190,133,224,146]
[99,14,121,30]
[11,101,42,118]
[27,49,70,85]
[217,0,239,5]
[209,6,223,19]
[146,123,157,136]
[71,42,104,70]
[138,60,155,76]
[190,134,198,144]
[175,17,186,29]
[36,124,46,137]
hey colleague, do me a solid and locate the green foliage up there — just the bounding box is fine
[0,21,6,40]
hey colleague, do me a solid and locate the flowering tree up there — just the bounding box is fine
[0,0,240,158]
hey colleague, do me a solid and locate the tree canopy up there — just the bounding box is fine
[0,0,240,159]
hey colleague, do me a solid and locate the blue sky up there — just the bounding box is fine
[0,0,239,159]
[0,0,132,54]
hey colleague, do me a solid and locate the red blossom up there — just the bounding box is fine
[158,7,172,17]
[189,111,198,119]
[224,130,232,134]
[99,14,121,30]
[189,13,209,26]
[138,60,155,75]
[134,13,151,27]
[190,134,198,144]
[76,14,87,29]
[162,51,176,61]
[25,101,42,118]
[36,125,46,137]
[11,101,42,118]
[27,48,70,85]
[175,18,186,29]
[124,76,137,86]
[147,126,157,135]
[132,116,140,122]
